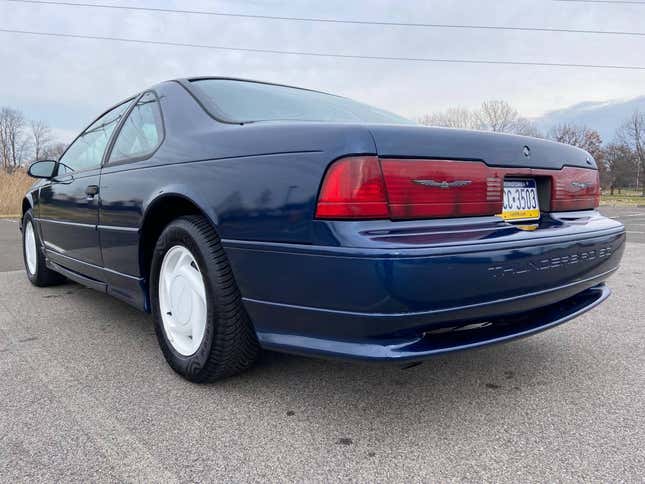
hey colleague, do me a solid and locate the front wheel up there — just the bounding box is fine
[22,210,66,287]
[150,216,260,383]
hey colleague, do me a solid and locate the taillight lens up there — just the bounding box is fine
[315,157,599,220]
[551,166,600,211]
[315,156,389,219]
[380,159,502,219]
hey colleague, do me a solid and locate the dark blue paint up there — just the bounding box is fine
[25,78,625,362]
[37,169,102,266]
[256,284,612,361]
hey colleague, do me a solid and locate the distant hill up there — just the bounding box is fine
[535,96,645,144]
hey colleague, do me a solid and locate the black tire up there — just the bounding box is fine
[22,210,66,287]
[150,215,260,383]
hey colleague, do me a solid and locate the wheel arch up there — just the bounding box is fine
[138,191,219,288]
[22,193,34,218]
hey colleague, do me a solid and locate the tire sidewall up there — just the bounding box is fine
[22,210,40,284]
[150,221,218,379]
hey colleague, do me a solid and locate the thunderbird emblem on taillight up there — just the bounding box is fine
[571,181,591,190]
[412,179,473,189]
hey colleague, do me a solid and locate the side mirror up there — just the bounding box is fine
[27,160,57,179]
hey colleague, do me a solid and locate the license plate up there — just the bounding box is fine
[499,179,540,221]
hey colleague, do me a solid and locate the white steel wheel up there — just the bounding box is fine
[151,216,260,382]
[24,220,37,275]
[158,245,207,356]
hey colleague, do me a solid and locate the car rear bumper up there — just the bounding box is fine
[252,283,611,361]
[223,211,625,361]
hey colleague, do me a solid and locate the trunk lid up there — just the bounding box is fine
[367,124,596,170]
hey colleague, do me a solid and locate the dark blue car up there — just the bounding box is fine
[22,78,625,382]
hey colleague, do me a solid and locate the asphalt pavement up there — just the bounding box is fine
[598,206,645,244]
[0,209,643,482]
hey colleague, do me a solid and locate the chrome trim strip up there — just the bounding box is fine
[35,217,96,229]
[97,224,139,232]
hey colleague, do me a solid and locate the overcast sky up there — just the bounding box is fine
[1,0,645,142]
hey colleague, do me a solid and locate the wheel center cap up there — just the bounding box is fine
[170,275,192,325]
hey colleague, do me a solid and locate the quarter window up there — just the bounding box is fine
[109,92,163,163]
[58,99,134,174]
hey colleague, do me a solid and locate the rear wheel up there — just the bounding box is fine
[150,216,259,382]
[22,210,66,287]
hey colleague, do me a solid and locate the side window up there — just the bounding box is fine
[58,99,133,174]
[109,92,163,163]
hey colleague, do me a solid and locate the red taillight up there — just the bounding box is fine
[315,156,389,219]
[380,159,503,219]
[551,166,600,211]
[315,157,599,220]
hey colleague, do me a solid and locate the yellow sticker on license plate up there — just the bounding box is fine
[498,179,540,221]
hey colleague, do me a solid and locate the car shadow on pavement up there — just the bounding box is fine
[215,332,580,418]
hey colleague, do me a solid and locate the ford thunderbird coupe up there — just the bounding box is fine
[21,78,625,382]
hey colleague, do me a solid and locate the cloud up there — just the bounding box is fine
[1,0,645,140]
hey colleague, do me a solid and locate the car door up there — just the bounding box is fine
[98,92,164,276]
[38,99,134,268]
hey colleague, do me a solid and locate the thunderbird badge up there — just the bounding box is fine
[412,179,473,189]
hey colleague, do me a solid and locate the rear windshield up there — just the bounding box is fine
[190,79,413,125]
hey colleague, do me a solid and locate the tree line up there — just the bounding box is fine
[420,100,645,196]
[0,106,66,172]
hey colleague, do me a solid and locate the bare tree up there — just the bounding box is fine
[45,142,67,160]
[420,101,542,137]
[419,107,479,130]
[616,110,645,195]
[549,123,603,163]
[0,107,27,170]
[0,107,64,170]
[476,100,519,133]
[476,100,542,137]
[549,124,601,152]
[513,117,543,138]
[30,120,53,162]
[0,110,10,169]
[604,143,638,195]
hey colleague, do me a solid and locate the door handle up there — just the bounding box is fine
[85,185,99,198]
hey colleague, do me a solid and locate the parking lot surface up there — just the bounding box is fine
[0,209,643,482]
[599,206,645,244]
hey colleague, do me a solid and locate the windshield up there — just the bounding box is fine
[190,79,414,125]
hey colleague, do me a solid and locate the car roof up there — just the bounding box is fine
[176,76,339,98]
